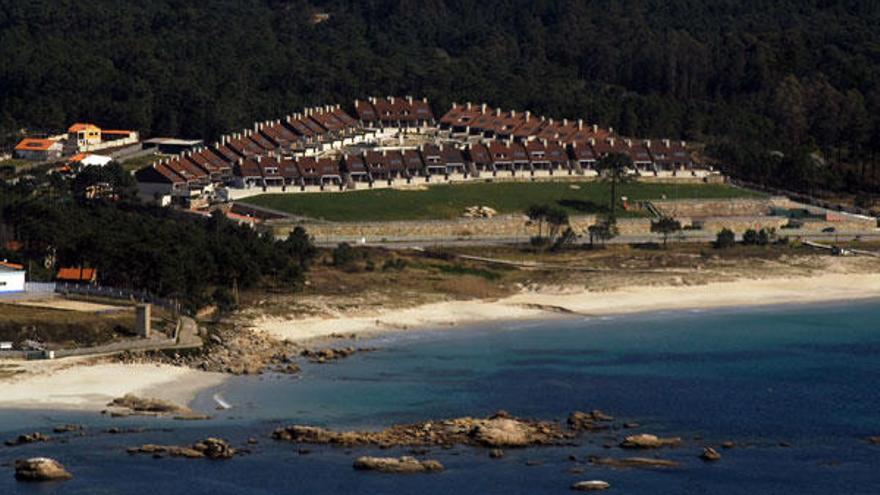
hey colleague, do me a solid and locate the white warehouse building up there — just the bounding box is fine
[0,263,25,293]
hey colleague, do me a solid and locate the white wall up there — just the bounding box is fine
[0,270,25,293]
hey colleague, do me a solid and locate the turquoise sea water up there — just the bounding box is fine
[1,300,879,494]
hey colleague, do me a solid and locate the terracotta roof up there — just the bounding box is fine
[467,143,492,165]
[0,261,24,271]
[354,100,378,122]
[403,149,424,171]
[14,138,58,151]
[439,103,489,128]
[278,158,302,180]
[569,141,597,161]
[68,123,100,133]
[342,154,368,174]
[56,267,97,282]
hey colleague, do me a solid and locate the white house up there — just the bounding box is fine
[0,262,25,293]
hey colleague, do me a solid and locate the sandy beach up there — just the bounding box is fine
[257,272,880,342]
[0,360,225,411]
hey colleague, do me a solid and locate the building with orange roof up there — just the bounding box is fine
[13,138,63,161]
[66,123,139,153]
[0,261,25,293]
[56,267,97,285]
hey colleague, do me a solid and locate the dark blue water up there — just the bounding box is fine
[2,300,880,494]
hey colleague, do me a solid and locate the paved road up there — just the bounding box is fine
[312,231,880,249]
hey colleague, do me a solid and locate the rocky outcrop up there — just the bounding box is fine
[462,206,498,218]
[103,394,210,420]
[300,347,376,364]
[52,424,83,434]
[589,456,679,469]
[127,438,236,459]
[14,458,73,482]
[619,434,681,449]
[567,410,614,431]
[118,324,301,376]
[272,412,570,448]
[5,432,50,447]
[353,456,443,473]
[571,480,611,491]
[700,447,721,461]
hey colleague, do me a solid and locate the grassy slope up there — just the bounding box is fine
[244,182,763,222]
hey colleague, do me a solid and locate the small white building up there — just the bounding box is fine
[0,263,25,293]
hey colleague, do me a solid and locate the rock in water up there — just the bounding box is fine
[489,449,504,459]
[700,447,722,461]
[14,458,73,482]
[353,456,444,473]
[471,418,532,447]
[571,480,611,491]
[619,434,681,449]
[193,438,236,459]
[868,436,880,445]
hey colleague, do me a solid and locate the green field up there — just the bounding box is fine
[243,181,764,222]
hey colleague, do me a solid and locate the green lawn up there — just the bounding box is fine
[120,153,169,173]
[244,181,764,222]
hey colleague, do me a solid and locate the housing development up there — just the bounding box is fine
[132,97,701,206]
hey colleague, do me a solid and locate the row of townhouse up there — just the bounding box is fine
[231,137,692,190]
[135,105,371,203]
[135,96,695,203]
[439,102,612,142]
[354,96,435,128]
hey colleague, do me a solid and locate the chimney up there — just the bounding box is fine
[452,102,458,109]
[256,155,261,163]
[645,140,652,148]
[525,111,530,122]
[407,96,413,104]
[609,138,615,147]
[681,140,686,147]
[422,97,428,103]
[481,103,487,113]
[389,96,395,104]
[495,108,501,117]
[592,124,598,133]
[578,119,583,130]
[589,138,596,146]
[542,138,548,147]
[663,139,671,147]
[511,110,516,118]
[609,127,614,134]
[254,123,259,132]
[563,119,568,127]
[439,144,444,151]
[466,102,472,110]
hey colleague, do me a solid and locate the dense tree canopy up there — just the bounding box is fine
[2,0,880,197]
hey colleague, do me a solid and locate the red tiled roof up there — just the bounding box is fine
[0,261,24,270]
[56,267,97,282]
[14,138,58,151]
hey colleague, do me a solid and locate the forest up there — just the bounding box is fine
[1,0,880,199]
[0,175,317,308]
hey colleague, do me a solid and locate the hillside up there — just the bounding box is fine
[1,0,879,198]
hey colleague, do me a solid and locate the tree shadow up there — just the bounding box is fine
[557,199,608,214]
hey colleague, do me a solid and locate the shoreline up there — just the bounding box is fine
[2,271,878,414]
[256,272,880,344]
[0,359,226,412]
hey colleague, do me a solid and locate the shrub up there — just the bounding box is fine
[332,242,356,268]
[715,228,736,249]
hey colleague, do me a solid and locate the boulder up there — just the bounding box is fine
[193,438,236,459]
[5,432,50,447]
[471,418,532,447]
[14,458,73,482]
[619,434,681,449]
[489,449,504,459]
[571,480,610,491]
[353,456,443,473]
[700,447,721,461]
[568,410,613,431]
[721,440,736,449]
[868,436,880,445]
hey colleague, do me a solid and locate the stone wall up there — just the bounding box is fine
[651,197,774,217]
